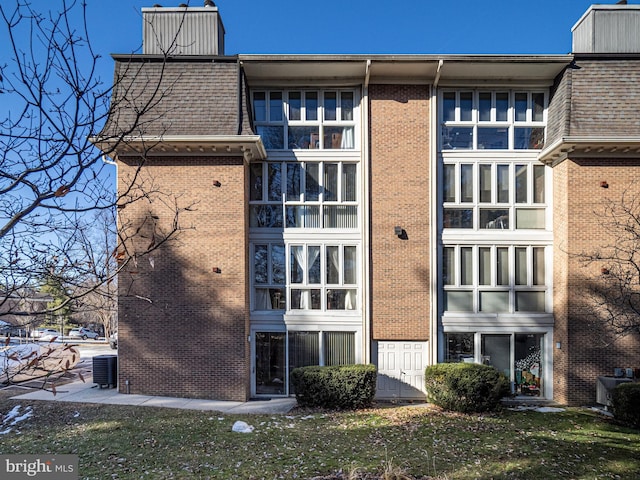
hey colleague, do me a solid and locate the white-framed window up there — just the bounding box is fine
[442,244,547,313]
[443,161,547,230]
[252,243,286,310]
[252,90,357,150]
[444,332,547,398]
[289,330,356,368]
[441,90,546,150]
[254,329,356,395]
[251,242,359,313]
[249,161,358,229]
[289,243,358,311]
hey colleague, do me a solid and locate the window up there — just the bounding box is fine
[443,245,547,313]
[290,244,358,311]
[250,161,358,229]
[445,332,474,362]
[252,90,357,150]
[324,331,355,365]
[258,330,356,395]
[442,161,547,230]
[441,90,546,150]
[253,243,286,310]
[442,332,545,397]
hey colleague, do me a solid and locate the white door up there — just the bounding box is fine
[375,341,428,400]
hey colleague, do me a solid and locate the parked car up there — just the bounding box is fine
[68,327,99,340]
[31,328,61,341]
[109,331,117,350]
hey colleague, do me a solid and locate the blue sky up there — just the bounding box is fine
[92,0,599,57]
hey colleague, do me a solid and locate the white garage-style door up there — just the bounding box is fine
[375,341,428,400]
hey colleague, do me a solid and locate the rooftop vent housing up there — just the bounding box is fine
[572,4,640,54]
[142,4,225,56]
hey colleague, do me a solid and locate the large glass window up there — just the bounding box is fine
[253,243,286,311]
[442,161,547,231]
[252,89,357,150]
[289,244,358,311]
[443,332,545,398]
[442,245,547,313]
[324,332,355,365]
[288,331,319,393]
[250,161,358,229]
[258,330,357,396]
[441,90,546,151]
[445,333,474,362]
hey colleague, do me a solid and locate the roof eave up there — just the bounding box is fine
[539,136,640,166]
[90,135,267,163]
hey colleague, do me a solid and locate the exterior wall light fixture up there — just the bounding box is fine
[212,267,222,274]
[394,226,407,240]
[600,181,608,188]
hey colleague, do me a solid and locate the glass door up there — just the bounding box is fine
[481,334,511,378]
[479,333,544,397]
[514,333,543,396]
[255,332,286,395]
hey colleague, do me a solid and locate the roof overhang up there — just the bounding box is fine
[539,136,640,166]
[91,135,267,162]
[238,54,573,86]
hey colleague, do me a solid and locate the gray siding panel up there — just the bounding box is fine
[573,8,640,53]
[143,8,225,56]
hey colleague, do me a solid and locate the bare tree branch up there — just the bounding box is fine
[575,184,640,337]
[0,1,194,328]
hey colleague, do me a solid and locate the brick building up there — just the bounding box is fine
[94,2,640,405]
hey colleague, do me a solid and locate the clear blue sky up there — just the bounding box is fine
[91,0,600,57]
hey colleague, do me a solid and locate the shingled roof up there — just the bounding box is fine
[100,56,254,139]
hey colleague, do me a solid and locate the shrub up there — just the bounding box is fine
[424,362,510,413]
[611,382,640,429]
[291,364,377,409]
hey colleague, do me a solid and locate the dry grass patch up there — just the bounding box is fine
[1,395,639,479]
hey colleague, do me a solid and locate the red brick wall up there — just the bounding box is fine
[552,159,570,404]
[116,155,250,401]
[369,84,430,340]
[553,157,640,405]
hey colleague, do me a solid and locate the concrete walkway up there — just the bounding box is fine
[11,378,297,414]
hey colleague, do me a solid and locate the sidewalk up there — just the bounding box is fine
[11,377,298,414]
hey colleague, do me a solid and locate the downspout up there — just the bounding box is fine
[237,59,244,135]
[429,60,444,365]
[362,59,372,365]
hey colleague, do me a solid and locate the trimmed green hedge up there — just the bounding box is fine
[611,382,640,429]
[424,363,510,413]
[290,364,377,409]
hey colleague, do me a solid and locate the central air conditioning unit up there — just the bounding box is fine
[596,376,632,407]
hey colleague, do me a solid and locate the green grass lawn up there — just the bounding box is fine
[1,396,639,479]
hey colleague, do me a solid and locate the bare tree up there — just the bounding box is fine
[0,0,191,327]
[578,186,640,337]
[67,208,117,337]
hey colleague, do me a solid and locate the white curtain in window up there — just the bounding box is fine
[328,246,340,285]
[292,247,308,309]
[294,206,304,228]
[341,127,355,149]
[345,290,356,310]
[255,289,272,310]
[293,247,320,309]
